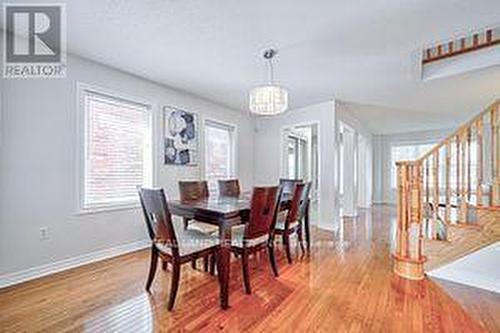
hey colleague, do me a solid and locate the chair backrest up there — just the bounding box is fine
[178,180,209,201]
[279,178,303,194]
[285,182,311,228]
[298,182,312,221]
[244,186,281,242]
[138,187,179,256]
[218,179,240,197]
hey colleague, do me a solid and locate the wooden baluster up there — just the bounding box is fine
[412,163,424,260]
[445,140,451,223]
[425,158,430,235]
[437,44,443,56]
[492,105,500,206]
[393,161,425,280]
[460,130,468,223]
[476,118,484,206]
[456,134,461,223]
[467,127,472,201]
[486,29,493,43]
[433,150,439,239]
[395,162,408,258]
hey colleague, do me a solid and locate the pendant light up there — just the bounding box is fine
[249,48,288,115]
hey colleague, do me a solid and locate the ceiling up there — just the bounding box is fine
[3,0,500,132]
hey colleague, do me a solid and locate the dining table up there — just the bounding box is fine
[168,191,310,309]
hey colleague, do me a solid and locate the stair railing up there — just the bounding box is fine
[393,100,499,280]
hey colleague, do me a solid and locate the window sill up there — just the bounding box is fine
[75,203,140,216]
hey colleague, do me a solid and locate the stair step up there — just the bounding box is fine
[446,222,482,230]
[424,208,499,271]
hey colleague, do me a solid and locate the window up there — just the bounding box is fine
[390,143,435,188]
[204,120,236,192]
[80,87,152,211]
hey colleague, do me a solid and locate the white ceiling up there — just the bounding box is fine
[4,0,500,133]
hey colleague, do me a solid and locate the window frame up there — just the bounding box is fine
[202,118,237,192]
[76,82,156,214]
[389,141,437,189]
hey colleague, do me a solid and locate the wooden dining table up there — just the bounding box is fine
[168,192,310,309]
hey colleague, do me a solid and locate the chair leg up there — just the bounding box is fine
[203,256,209,272]
[268,244,279,277]
[167,262,181,311]
[297,228,305,255]
[183,217,189,230]
[209,254,216,275]
[241,250,251,294]
[283,234,293,264]
[145,246,159,292]
[162,260,168,271]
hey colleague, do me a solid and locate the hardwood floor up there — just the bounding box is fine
[0,205,498,332]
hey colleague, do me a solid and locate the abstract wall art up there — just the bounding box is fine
[163,106,198,165]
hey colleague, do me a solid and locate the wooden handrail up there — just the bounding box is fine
[418,100,499,162]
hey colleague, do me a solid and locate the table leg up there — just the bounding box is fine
[217,219,231,309]
[305,200,311,252]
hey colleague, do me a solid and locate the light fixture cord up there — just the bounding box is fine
[267,58,274,84]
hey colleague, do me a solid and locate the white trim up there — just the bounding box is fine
[75,82,156,215]
[0,239,150,289]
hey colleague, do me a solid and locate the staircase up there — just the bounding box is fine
[393,101,500,280]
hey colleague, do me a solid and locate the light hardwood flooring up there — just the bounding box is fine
[0,205,498,332]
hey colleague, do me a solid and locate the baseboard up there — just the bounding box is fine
[0,239,150,289]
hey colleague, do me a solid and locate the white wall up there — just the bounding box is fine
[253,101,339,230]
[0,54,254,279]
[373,128,454,204]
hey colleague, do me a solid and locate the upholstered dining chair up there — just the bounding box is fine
[274,182,311,264]
[138,187,219,311]
[218,179,240,197]
[178,180,218,232]
[230,186,283,294]
[178,180,219,270]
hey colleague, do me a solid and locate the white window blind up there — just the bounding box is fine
[204,120,235,193]
[82,89,152,210]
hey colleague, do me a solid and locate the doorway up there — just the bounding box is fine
[281,123,319,224]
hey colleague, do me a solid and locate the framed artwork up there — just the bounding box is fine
[163,106,198,165]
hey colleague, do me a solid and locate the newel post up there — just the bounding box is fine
[393,161,426,280]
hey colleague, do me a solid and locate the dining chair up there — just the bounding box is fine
[274,182,311,264]
[218,179,241,197]
[178,180,217,231]
[178,180,219,271]
[230,186,283,294]
[138,187,219,311]
[277,178,303,225]
[279,178,303,194]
